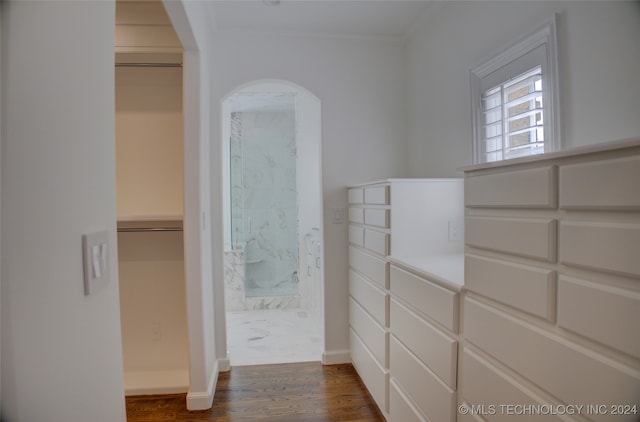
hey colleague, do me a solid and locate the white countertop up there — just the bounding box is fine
[388,253,465,292]
[347,177,463,188]
[459,137,640,172]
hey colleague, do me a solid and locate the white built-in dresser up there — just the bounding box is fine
[348,179,465,421]
[460,139,640,422]
[348,181,392,416]
[348,139,640,422]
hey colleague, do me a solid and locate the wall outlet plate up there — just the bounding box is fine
[82,230,110,295]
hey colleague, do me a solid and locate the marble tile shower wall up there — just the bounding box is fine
[230,112,244,250]
[228,108,300,309]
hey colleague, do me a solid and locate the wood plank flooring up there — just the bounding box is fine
[126,362,385,422]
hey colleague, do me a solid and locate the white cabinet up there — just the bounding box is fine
[348,181,391,415]
[350,140,640,422]
[389,263,460,422]
[348,179,464,421]
[461,139,640,420]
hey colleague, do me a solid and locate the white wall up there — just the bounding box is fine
[209,32,407,362]
[0,3,3,407]
[405,1,640,177]
[163,0,220,410]
[116,66,184,219]
[1,2,126,421]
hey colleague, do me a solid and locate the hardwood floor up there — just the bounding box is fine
[126,362,385,422]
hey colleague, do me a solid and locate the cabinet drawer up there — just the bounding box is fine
[558,275,640,359]
[350,270,388,327]
[465,165,557,208]
[348,207,364,224]
[464,297,640,413]
[559,220,640,279]
[365,208,390,228]
[351,328,388,413]
[389,379,426,422]
[390,336,455,422]
[465,254,555,320]
[391,299,457,388]
[348,225,364,247]
[348,188,364,204]
[349,246,389,289]
[466,216,557,262]
[364,228,389,256]
[350,298,388,368]
[390,265,458,332]
[364,186,390,205]
[461,348,565,422]
[559,155,640,210]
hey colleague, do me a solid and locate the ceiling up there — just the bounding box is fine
[116,0,434,40]
[208,1,434,39]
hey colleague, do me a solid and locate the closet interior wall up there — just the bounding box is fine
[115,60,188,395]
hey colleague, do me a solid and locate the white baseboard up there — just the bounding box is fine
[186,359,219,410]
[123,369,189,396]
[322,349,351,365]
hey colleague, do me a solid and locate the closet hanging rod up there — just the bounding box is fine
[115,62,182,68]
[117,227,183,233]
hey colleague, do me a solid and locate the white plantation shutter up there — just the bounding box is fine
[471,15,560,164]
[482,66,544,162]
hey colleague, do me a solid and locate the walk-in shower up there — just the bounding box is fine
[222,81,323,314]
[222,81,324,365]
[229,93,299,299]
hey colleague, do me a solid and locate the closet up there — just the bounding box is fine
[114,0,187,395]
[115,53,188,395]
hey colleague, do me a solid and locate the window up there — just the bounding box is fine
[471,15,560,164]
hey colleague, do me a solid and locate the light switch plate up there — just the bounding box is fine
[448,221,462,241]
[332,208,344,224]
[82,230,110,295]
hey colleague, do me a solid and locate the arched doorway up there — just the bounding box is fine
[221,80,324,365]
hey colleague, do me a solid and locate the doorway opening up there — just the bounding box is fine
[115,0,188,395]
[221,81,324,366]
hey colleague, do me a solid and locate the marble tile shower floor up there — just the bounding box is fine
[226,308,322,366]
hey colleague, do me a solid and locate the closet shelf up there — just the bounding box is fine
[117,215,183,232]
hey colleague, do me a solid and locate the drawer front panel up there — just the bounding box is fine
[350,298,387,368]
[350,328,388,413]
[348,225,364,247]
[465,165,557,208]
[390,265,458,332]
[390,336,455,422]
[389,379,426,422]
[559,221,640,279]
[461,348,565,422]
[466,216,557,262]
[365,208,390,228]
[457,411,485,422]
[350,270,387,327]
[559,155,640,210]
[364,228,389,256]
[465,254,555,320]
[391,299,457,388]
[348,188,364,204]
[348,207,364,224]
[350,246,388,289]
[464,297,640,416]
[364,186,390,205]
[558,275,640,359]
